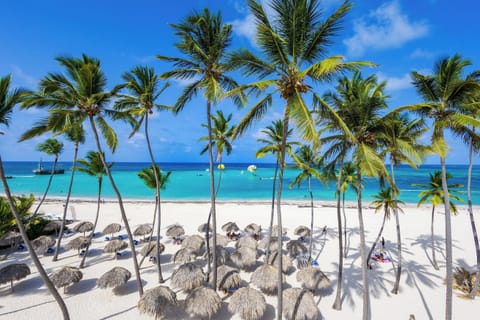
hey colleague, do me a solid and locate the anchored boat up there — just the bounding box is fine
[33,160,64,175]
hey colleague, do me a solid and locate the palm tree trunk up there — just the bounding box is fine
[343,191,348,258]
[366,210,387,268]
[308,176,314,260]
[33,157,59,216]
[333,157,344,310]
[139,199,158,268]
[390,161,402,294]
[53,144,79,261]
[206,102,218,290]
[467,138,480,298]
[0,157,70,320]
[265,159,279,261]
[357,165,371,320]
[79,176,102,268]
[431,205,439,270]
[88,116,144,297]
[440,156,453,320]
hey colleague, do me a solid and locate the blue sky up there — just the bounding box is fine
[1,0,479,164]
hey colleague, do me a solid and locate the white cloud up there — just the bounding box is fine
[411,48,435,59]
[11,65,38,89]
[344,1,429,57]
[172,77,199,87]
[126,132,145,147]
[231,14,257,47]
[377,72,412,91]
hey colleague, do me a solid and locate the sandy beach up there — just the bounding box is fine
[1,200,479,320]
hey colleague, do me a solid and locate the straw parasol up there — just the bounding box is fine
[296,266,330,293]
[43,221,63,236]
[205,245,229,265]
[0,263,30,292]
[172,248,196,264]
[181,234,205,255]
[97,266,131,291]
[211,265,241,293]
[230,247,258,271]
[140,241,165,259]
[104,239,128,259]
[50,266,83,293]
[294,225,311,240]
[73,221,94,236]
[267,251,294,274]
[222,221,239,233]
[244,223,262,239]
[209,233,230,247]
[102,223,121,238]
[171,262,205,292]
[198,223,212,233]
[286,240,308,258]
[65,236,91,254]
[31,235,55,254]
[138,285,178,320]
[134,224,152,241]
[228,287,266,320]
[258,236,281,253]
[0,231,22,247]
[236,236,257,250]
[166,224,185,239]
[251,264,285,295]
[185,286,221,319]
[272,225,288,236]
[282,288,319,320]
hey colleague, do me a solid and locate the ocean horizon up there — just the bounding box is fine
[1,161,479,205]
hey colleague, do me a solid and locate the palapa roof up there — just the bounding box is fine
[205,245,229,265]
[251,264,285,295]
[0,231,22,246]
[236,236,257,250]
[31,235,55,253]
[43,220,63,233]
[73,221,94,233]
[50,266,83,290]
[197,223,212,233]
[267,251,294,274]
[138,286,177,319]
[228,287,266,320]
[166,224,185,238]
[221,221,239,233]
[65,236,90,251]
[97,266,131,290]
[258,236,281,252]
[294,225,311,238]
[172,248,196,264]
[102,223,121,235]
[272,225,288,236]
[185,286,221,319]
[282,288,319,320]
[244,223,261,235]
[208,234,230,247]
[171,262,205,292]
[212,265,241,292]
[181,234,204,255]
[296,266,330,292]
[0,263,30,285]
[140,241,165,257]
[104,239,128,253]
[286,240,308,258]
[230,247,258,271]
[134,224,152,236]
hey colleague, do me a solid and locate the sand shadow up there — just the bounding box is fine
[67,277,97,295]
[98,305,137,320]
[0,275,45,296]
[111,278,147,296]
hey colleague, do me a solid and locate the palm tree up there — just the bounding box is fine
[413,171,463,271]
[289,144,324,259]
[21,54,145,296]
[0,74,70,319]
[339,161,356,258]
[158,8,244,290]
[76,151,112,268]
[229,2,370,316]
[115,65,170,283]
[367,187,404,268]
[406,54,480,319]
[256,120,298,261]
[33,138,64,215]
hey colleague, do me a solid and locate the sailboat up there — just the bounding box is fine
[33,159,64,175]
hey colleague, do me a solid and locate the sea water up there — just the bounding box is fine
[1,161,479,204]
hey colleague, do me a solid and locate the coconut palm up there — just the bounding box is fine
[158,8,244,290]
[76,151,112,268]
[405,54,480,319]
[0,74,25,135]
[413,171,463,271]
[21,54,144,296]
[115,65,170,283]
[340,162,356,258]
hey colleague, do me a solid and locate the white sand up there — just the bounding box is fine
[1,200,479,319]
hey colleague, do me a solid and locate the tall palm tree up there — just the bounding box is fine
[158,8,244,290]
[406,54,480,319]
[413,171,463,271]
[115,65,170,283]
[0,74,70,319]
[229,1,370,316]
[340,162,356,258]
[21,54,145,296]
[289,144,324,259]
[33,138,64,215]
[256,120,298,261]
[76,151,112,268]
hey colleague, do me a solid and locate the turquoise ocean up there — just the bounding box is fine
[1,161,480,204]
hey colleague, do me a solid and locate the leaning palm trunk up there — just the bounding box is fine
[357,165,370,320]
[139,199,158,268]
[265,159,279,261]
[79,176,102,268]
[0,157,70,320]
[430,205,439,270]
[53,143,79,261]
[332,157,344,310]
[366,209,388,268]
[440,156,453,320]
[33,156,59,216]
[343,190,348,258]
[467,138,480,298]
[308,177,314,259]
[390,162,402,294]
[88,116,144,296]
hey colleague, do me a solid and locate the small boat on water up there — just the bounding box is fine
[33,160,64,175]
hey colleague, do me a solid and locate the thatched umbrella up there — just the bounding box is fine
[282,288,319,320]
[50,266,83,293]
[267,251,294,274]
[236,236,257,250]
[198,223,212,233]
[97,266,131,291]
[141,241,165,259]
[73,221,94,237]
[222,222,239,239]
[296,266,330,293]
[172,248,196,264]
[294,225,311,241]
[258,236,281,253]
[138,286,177,320]
[166,224,185,243]
[286,240,308,258]
[185,286,221,319]
[0,263,30,292]
[208,233,230,247]
[272,225,288,236]
[43,221,63,236]
[102,223,121,238]
[171,262,205,292]
[244,223,262,239]
[65,236,91,254]
[251,264,285,295]
[0,231,22,247]
[104,239,128,259]
[134,224,152,241]
[31,235,55,254]
[205,245,229,266]
[181,234,205,255]
[228,287,266,320]
[212,265,241,293]
[230,247,257,271]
